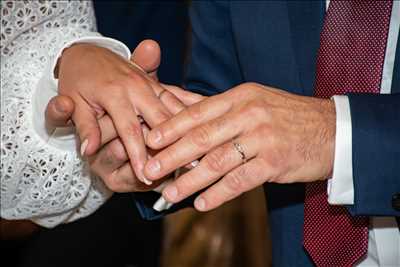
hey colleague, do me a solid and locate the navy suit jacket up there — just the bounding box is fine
[134,1,400,266]
[94,0,188,85]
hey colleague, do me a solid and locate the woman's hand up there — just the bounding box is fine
[56,40,174,182]
[86,85,204,192]
[46,40,204,191]
[144,83,336,211]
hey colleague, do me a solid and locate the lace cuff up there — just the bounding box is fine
[32,36,131,152]
[0,24,117,228]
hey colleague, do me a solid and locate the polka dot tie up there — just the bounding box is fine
[303,1,393,267]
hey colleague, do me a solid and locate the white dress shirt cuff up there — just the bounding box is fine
[32,37,131,151]
[327,95,355,205]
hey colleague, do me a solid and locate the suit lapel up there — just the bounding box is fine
[286,1,325,96]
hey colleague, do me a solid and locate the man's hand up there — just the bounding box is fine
[144,83,336,211]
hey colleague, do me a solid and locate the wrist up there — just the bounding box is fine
[55,43,105,79]
[54,43,91,79]
[321,99,336,179]
[52,37,131,80]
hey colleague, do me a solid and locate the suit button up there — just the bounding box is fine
[393,194,400,211]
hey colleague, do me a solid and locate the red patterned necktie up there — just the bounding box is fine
[303,1,393,267]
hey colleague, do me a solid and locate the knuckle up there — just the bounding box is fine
[102,174,122,192]
[108,139,127,162]
[104,81,124,95]
[189,125,212,149]
[244,100,268,119]
[209,116,228,131]
[175,177,196,195]
[231,82,255,95]
[186,103,203,121]
[162,149,176,167]
[98,150,115,167]
[126,71,148,86]
[259,155,282,182]
[122,122,143,139]
[236,166,249,179]
[203,148,229,173]
[153,108,170,122]
[74,115,98,133]
[223,171,243,193]
[242,82,257,88]
[231,83,264,100]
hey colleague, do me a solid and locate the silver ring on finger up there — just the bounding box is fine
[137,115,145,124]
[233,141,247,164]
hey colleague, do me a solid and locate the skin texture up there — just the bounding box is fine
[57,40,174,182]
[47,41,336,209]
[144,83,336,211]
[46,40,203,192]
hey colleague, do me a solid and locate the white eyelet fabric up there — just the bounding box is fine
[1,0,112,228]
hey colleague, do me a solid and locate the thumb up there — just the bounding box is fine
[45,95,75,128]
[131,39,161,80]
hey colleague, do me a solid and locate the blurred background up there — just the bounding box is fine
[161,187,271,267]
[1,1,271,266]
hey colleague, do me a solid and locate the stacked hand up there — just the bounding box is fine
[54,40,179,184]
[46,40,203,192]
[46,41,336,212]
[143,83,336,211]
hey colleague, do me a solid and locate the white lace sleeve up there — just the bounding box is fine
[0,0,115,227]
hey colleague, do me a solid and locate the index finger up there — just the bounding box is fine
[103,98,149,184]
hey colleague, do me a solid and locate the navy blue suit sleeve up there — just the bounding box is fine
[184,1,243,95]
[347,93,400,216]
[133,1,244,220]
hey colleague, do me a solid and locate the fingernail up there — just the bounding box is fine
[153,196,168,212]
[80,139,88,156]
[143,177,153,186]
[152,130,162,144]
[147,159,161,174]
[163,185,178,201]
[195,197,206,211]
[136,164,149,184]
